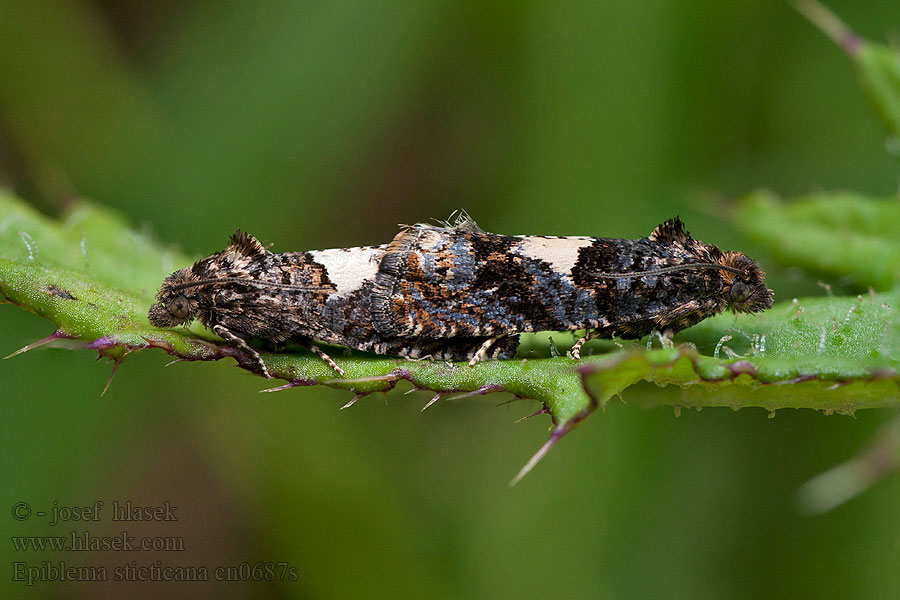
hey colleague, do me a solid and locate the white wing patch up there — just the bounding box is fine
[513,236,594,278]
[310,246,385,297]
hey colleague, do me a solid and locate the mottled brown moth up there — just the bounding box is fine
[148,216,773,377]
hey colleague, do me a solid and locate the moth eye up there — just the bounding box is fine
[168,294,191,320]
[730,280,751,304]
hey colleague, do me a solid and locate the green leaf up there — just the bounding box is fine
[738,189,900,291]
[1,191,898,482]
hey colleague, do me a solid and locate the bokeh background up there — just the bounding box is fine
[2,1,899,598]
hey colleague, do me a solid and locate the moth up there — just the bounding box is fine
[148,216,773,377]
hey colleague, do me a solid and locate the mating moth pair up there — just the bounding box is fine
[148,216,773,377]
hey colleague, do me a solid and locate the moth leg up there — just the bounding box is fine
[308,344,346,377]
[468,334,507,367]
[569,329,594,360]
[404,354,436,362]
[213,324,271,379]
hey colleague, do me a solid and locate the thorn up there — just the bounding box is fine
[259,381,300,393]
[4,331,67,359]
[510,426,567,487]
[164,358,183,367]
[449,384,502,400]
[421,393,442,412]
[101,361,120,397]
[515,406,550,423]
[340,394,363,410]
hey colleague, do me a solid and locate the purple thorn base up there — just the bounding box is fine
[725,360,757,377]
[83,336,120,350]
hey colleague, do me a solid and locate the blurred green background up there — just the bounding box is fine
[1,1,899,598]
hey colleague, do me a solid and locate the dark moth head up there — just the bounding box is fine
[148,230,271,329]
[717,251,774,314]
[647,218,773,315]
[649,217,772,313]
[147,268,201,328]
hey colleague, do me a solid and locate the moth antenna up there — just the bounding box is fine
[594,262,743,279]
[171,277,335,294]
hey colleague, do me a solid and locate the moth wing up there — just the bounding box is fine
[370,225,583,338]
